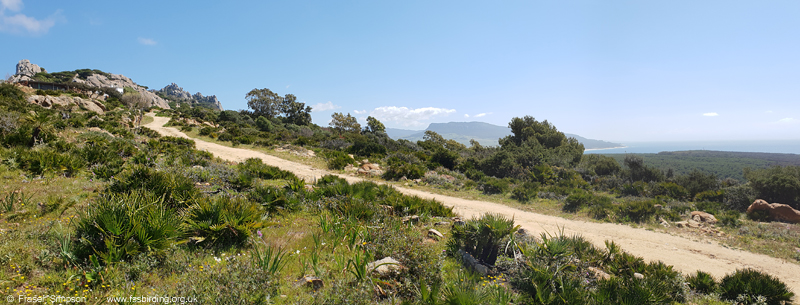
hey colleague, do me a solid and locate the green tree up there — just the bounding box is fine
[329,112,360,134]
[744,166,800,208]
[245,88,281,119]
[279,94,312,125]
[364,116,386,133]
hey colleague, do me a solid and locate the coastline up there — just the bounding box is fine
[585,146,627,151]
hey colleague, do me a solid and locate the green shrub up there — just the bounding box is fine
[238,158,296,180]
[511,182,539,203]
[747,209,771,222]
[324,150,355,170]
[481,177,510,195]
[382,162,425,180]
[248,186,301,215]
[73,190,181,263]
[724,183,757,212]
[695,189,725,203]
[447,213,519,266]
[198,126,215,136]
[617,199,657,223]
[718,210,741,228]
[687,270,717,294]
[183,196,264,249]
[563,191,593,212]
[718,268,794,305]
[108,165,200,207]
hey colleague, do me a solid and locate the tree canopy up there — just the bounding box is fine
[245,88,311,125]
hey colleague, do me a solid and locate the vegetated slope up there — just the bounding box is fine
[393,121,622,149]
[605,150,800,181]
[145,113,800,295]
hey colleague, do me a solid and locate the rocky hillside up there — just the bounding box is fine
[9,59,176,110]
[155,83,223,110]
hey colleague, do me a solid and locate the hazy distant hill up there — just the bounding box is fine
[387,122,622,149]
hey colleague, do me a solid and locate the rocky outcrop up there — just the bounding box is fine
[26,95,106,114]
[72,73,170,109]
[9,59,170,110]
[747,199,800,224]
[10,59,44,82]
[156,83,223,110]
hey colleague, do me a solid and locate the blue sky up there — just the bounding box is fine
[1,1,799,142]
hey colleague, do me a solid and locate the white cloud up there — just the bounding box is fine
[0,0,61,36]
[765,110,773,114]
[353,110,367,114]
[776,118,795,124]
[474,112,490,118]
[370,106,456,127]
[1,0,23,12]
[138,37,157,45]
[702,112,719,117]
[311,101,340,112]
[464,114,469,118]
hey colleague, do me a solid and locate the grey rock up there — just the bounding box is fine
[156,83,223,110]
[457,249,489,275]
[15,59,42,78]
[634,272,644,280]
[367,257,403,277]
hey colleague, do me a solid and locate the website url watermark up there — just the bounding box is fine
[106,295,198,304]
[4,294,197,304]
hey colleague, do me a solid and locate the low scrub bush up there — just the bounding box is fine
[108,165,200,207]
[183,196,264,249]
[718,210,742,228]
[718,268,794,305]
[382,162,426,180]
[73,190,181,263]
[616,199,657,223]
[695,189,725,203]
[323,150,355,170]
[447,213,519,266]
[481,177,510,195]
[247,186,301,215]
[511,182,539,203]
[687,270,717,294]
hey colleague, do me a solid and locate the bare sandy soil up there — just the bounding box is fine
[145,113,800,294]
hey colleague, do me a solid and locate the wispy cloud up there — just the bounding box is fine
[138,37,157,46]
[370,106,456,127]
[464,114,469,118]
[775,118,795,124]
[0,0,61,35]
[474,112,490,118]
[702,112,719,117]
[353,110,367,115]
[311,101,340,112]
[765,110,773,114]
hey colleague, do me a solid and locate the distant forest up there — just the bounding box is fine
[603,150,800,181]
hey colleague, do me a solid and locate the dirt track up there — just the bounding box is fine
[145,113,800,294]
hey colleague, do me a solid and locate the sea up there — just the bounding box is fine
[584,140,800,155]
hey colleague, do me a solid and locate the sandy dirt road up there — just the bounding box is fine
[145,113,800,294]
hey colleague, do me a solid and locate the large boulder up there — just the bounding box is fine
[73,73,170,109]
[690,211,718,224]
[27,95,106,114]
[9,59,44,82]
[156,83,223,110]
[747,199,800,223]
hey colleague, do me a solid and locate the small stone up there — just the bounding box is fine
[589,267,611,280]
[295,275,324,290]
[634,273,644,280]
[434,221,450,227]
[402,215,420,224]
[427,229,444,240]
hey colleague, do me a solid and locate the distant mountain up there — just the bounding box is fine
[385,128,423,139]
[389,121,622,149]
